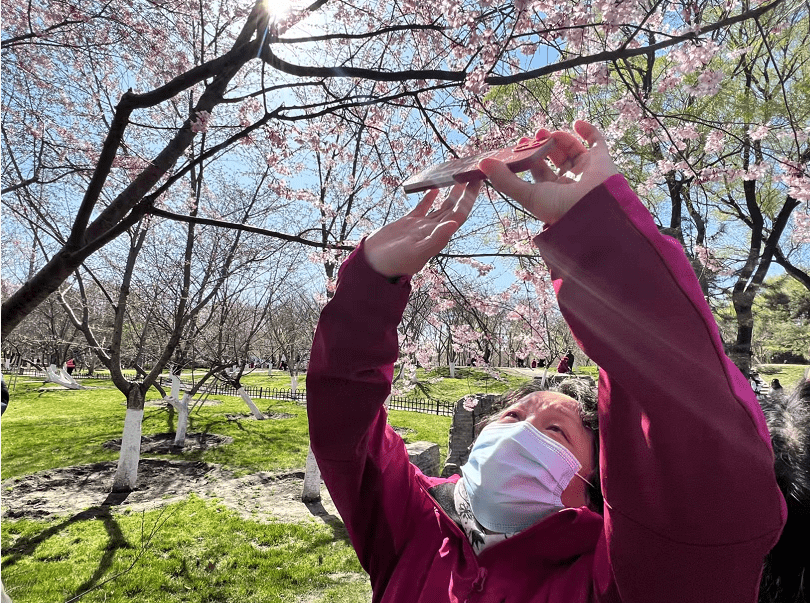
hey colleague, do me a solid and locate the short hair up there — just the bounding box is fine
[481,378,603,513]
[757,380,810,602]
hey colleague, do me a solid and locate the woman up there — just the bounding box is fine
[306,121,786,602]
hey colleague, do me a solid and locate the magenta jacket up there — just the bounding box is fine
[307,175,786,603]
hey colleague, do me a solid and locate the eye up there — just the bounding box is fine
[503,410,521,420]
[547,425,570,442]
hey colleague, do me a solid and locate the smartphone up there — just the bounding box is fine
[401,138,556,194]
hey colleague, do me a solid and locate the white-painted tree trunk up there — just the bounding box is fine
[267,364,273,376]
[237,387,266,420]
[172,395,190,447]
[112,406,144,492]
[301,445,321,503]
[449,360,456,378]
[45,364,84,389]
[290,374,298,394]
[166,375,190,447]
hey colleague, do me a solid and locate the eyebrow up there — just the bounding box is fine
[548,404,582,426]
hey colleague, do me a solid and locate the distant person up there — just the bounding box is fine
[66,358,76,375]
[770,379,782,394]
[531,359,537,369]
[556,355,570,374]
[565,350,575,372]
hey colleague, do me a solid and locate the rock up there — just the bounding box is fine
[406,441,441,477]
[441,393,498,477]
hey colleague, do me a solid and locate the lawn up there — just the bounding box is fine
[1,367,518,603]
[753,363,808,389]
[2,496,370,603]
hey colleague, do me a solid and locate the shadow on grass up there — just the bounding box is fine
[2,492,135,599]
[304,499,353,546]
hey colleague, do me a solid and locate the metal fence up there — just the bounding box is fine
[2,368,454,416]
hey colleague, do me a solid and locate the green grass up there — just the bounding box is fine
[413,366,531,402]
[0,375,461,481]
[0,366,531,603]
[1,496,369,603]
[754,364,808,388]
[1,380,129,480]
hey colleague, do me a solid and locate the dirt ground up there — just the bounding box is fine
[1,433,343,526]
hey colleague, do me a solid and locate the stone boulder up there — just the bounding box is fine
[406,441,441,477]
[441,393,499,477]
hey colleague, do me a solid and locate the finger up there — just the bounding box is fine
[408,188,440,218]
[449,179,481,222]
[574,120,609,154]
[432,182,467,215]
[410,219,458,259]
[479,158,537,208]
[545,131,586,174]
[529,156,558,183]
[534,128,552,141]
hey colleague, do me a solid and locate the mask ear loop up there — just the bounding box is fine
[572,471,595,490]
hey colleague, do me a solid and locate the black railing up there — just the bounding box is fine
[3,368,452,416]
[388,394,455,417]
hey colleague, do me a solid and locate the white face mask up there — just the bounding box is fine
[460,420,582,533]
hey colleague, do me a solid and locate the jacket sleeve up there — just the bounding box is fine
[534,175,787,603]
[306,240,435,585]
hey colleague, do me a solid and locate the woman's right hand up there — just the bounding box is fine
[479,121,618,225]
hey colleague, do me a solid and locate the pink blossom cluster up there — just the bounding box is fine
[704,130,726,154]
[455,257,494,277]
[792,210,810,244]
[191,111,211,134]
[671,40,721,75]
[571,63,611,93]
[694,244,724,273]
[498,218,537,255]
[464,66,490,95]
[749,124,770,141]
[687,70,724,97]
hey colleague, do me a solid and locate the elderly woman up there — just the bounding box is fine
[306,122,786,602]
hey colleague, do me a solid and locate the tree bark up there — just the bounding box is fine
[111,385,145,492]
[237,387,266,420]
[301,446,321,503]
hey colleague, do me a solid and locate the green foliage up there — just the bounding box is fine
[1,497,368,603]
[752,276,810,362]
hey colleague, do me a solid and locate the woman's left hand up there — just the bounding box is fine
[364,180,481,278]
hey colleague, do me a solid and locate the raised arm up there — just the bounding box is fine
[306,182,479,581]
[481,122,786,602]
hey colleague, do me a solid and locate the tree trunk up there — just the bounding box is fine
[236,386,266,420]
[731,291,755,377]
[168,376,189,447]
[44,364,84,390]
[449,360,455,378]
[172,395,191,447]
[112,385,145,492]
[290,374,299,394]
[301,445,321,503]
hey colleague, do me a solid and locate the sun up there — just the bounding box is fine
[263,0,294,18]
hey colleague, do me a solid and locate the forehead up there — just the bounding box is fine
[511,390,581,417]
